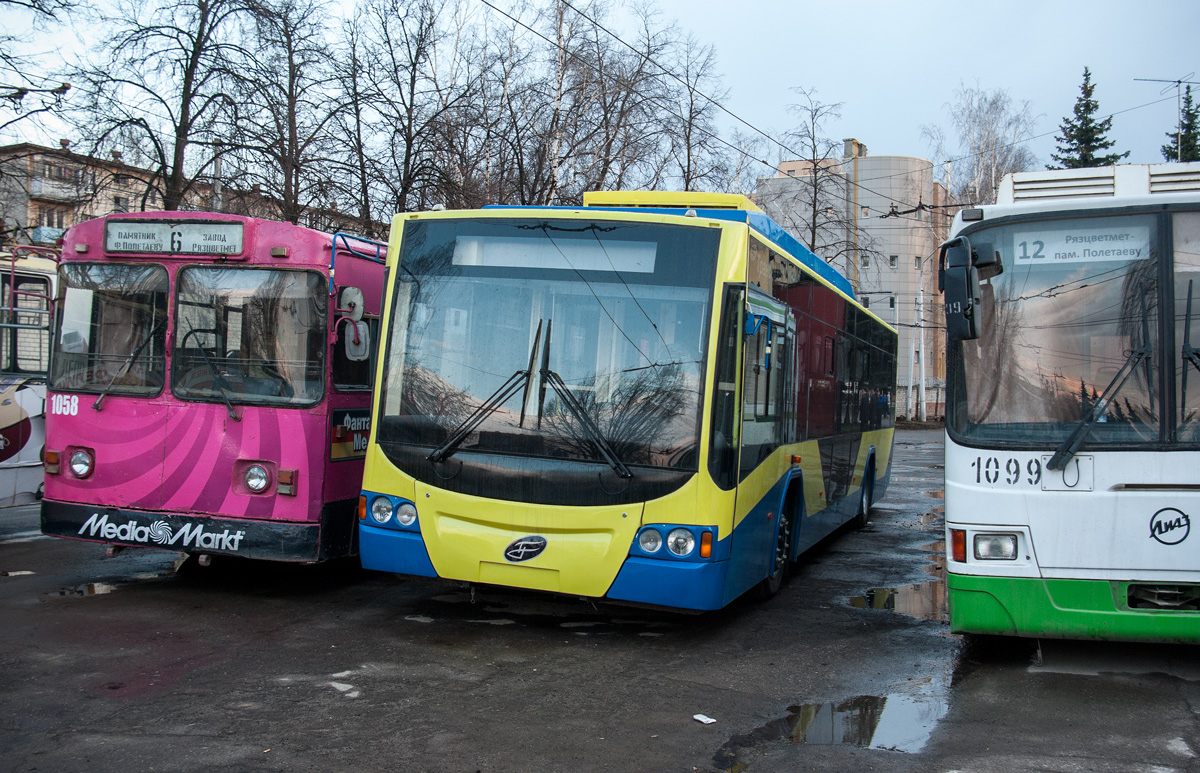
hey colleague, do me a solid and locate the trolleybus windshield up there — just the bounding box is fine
[50,263,168,393]
[950,213,1162,446]
[378,217,719,483]
[172,267,326,406]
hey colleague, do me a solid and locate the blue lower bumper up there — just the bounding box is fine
[605,556,729,611]
[359,523,438,577]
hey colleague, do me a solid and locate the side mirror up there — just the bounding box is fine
[338,286,365,321]
[343,320,370,361]
[938,237,982,340]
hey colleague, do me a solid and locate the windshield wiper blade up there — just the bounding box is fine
[540,366,632,479]
[1048,293,1152,470]
[1183,281,1200,416]
[92,316,167,411]
[180,322,241,422]
[428,326,542,464]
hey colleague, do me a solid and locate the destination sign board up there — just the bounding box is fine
[104,221,244,255]
[1011,224,1150,265]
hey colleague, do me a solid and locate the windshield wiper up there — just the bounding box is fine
[179,322,241,422]
[427,322,542,465]
[1048,293,1152,470]
[1182,280,1200,418]
[92,316,167,411]
[535,320,632,479]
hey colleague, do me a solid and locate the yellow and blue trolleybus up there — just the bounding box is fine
[357,192,898,611]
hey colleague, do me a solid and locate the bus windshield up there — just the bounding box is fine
[379,218,719,474]
[50,263,169,393]
[172,267,326,406]
[950,212,1165,446]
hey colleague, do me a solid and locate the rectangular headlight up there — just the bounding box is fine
[974,533,1018,560]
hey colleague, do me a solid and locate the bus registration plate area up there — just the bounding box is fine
[963,453,1093,492]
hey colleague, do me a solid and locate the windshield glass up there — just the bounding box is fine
[379,218,719,475]
[172,268,325,406]
[50,263,168,393]
[950,213,1160,446]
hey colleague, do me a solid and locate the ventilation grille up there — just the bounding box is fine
[1127,584,1200,611]
[1012,172,1115,201]
[1149,167,1200,193]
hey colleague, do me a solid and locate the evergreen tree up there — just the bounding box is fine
[1162,85,1200,162]
[1049,67,1129,169]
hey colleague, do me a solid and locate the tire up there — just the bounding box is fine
[754,502,794,600]
[851,461,874,529]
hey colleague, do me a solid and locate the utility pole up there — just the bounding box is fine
[1135,74,1199,162]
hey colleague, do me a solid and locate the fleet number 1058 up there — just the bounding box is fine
[968,456,1042,486]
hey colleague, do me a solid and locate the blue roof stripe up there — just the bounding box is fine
[482,203,856,299]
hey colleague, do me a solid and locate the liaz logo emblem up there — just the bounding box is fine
[504,536,547,562]
[1149,508,1190,545]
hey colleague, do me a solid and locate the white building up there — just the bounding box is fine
[756,139,956,419]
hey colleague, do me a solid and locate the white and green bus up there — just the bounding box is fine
[939,163,1200,641]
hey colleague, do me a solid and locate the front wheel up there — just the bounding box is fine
[754,506,794,601]
[851,464,874,529]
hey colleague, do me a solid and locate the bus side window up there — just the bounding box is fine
[332,317,377,391]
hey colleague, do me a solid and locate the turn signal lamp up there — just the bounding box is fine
[949,528,967,563]
[700,531,713,559]
[45,449,60,474]
[357,495,367,521]
[277,468,297,496]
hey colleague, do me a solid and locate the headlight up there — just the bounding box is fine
[370,497,394,524]
[666,528,695,556]
[974,533,1018,560]
[396,502,417,526]
[245,464,269,493]
[69,449,93,478]
[638,529,663,553]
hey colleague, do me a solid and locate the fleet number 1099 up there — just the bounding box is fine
[968,456,1042,486]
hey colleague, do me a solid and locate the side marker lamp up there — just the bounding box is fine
[949,528,966,563]
[974,533,1018,560]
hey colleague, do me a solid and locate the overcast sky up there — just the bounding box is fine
[643,0,1198,169]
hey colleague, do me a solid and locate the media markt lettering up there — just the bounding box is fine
[78,512,246,551]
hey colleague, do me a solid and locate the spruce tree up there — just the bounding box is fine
[1162,85,1200,163]
[1049,67,1129,169]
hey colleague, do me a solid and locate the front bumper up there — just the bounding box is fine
[41,499,358,562]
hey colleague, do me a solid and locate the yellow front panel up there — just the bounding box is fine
[416,481,644,597]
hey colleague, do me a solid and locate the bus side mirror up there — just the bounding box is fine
[939,237,982,341]
[344,320,370,361]
[338,286,365,321]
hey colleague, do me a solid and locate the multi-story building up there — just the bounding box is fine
[0,140,370,246]
[756,139,957,419]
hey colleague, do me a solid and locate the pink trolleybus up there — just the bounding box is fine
[39,212,385,562]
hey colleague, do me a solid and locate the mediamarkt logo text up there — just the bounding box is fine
[78,512,246,552]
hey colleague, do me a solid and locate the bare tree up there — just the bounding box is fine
[662,32,727,192]
[1,0,74,136]
[69,0,243,210]
[924,82,1038,205]
[756,88,879,273]
[227,0,338,223]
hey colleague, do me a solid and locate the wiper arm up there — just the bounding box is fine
[428,324,541,464]
[1183,281,1200,416]
[180,322,241,422]
[1048,293,1152,470]
[92,316,167,411]
[540,366,632,479]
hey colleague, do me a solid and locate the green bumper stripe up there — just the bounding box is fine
[947,573,1200,643]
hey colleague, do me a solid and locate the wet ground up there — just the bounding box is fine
[2,429,1198,772]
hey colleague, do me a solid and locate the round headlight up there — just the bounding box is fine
[370,497,394,524]
[245,464,269,493]
[69,449,93,478]
[666,528,695,557]
[396,502,417,526]
[638,529,662,553]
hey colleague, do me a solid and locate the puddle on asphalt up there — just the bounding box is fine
[713,682,950,767]
[56,582,117,597]
[848,540,947,622]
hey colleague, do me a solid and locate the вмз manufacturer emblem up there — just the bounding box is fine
[504,536,547,562]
